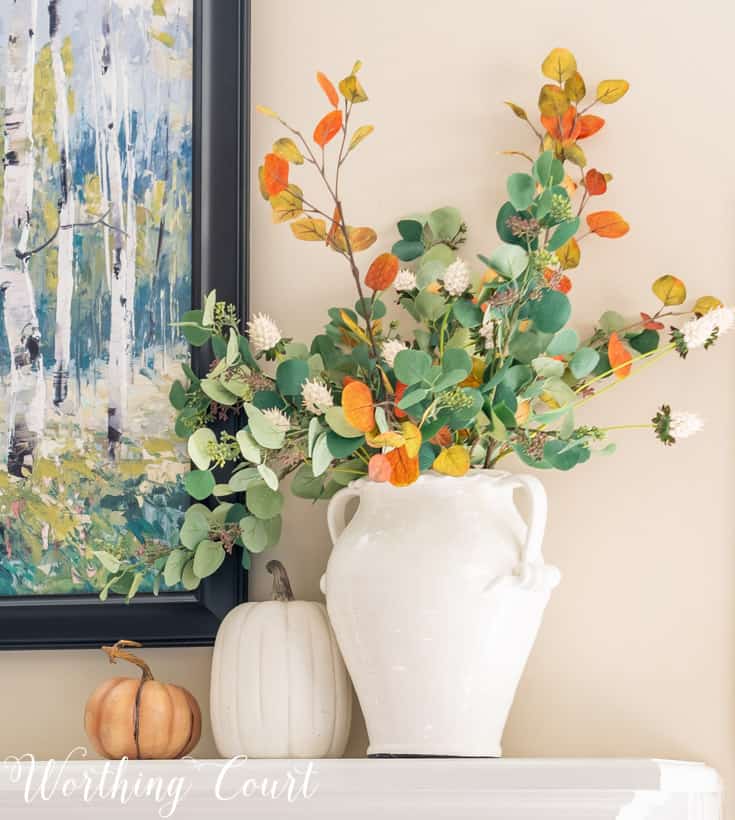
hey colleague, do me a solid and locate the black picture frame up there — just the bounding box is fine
[0,0,250,651]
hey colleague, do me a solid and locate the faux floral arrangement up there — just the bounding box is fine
[158,50,730,588]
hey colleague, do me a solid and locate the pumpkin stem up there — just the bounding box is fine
[101,640,155,682]
[266,560,295,602]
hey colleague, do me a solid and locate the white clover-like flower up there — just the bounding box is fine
[262,407,291,433]
[680,306,735,351]
[247,313,282,354]
[478,319,494,349]
[301,379,334,415]
[442,258,471,296]
[669,411,704,440]
[381,338,407,368]
[394,269,417,292]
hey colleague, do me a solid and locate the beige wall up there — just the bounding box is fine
[4,0,735,807]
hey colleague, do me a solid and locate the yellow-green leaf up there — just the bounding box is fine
[270,184,303,223]
[564,71,586,102]
[272,137,304,164]
[256,104,279,118]
[504,101,529,121]
[339,74,368,103]
[563,142,587,168]
[652,275,686,306]
[401,422,422,459]
[352,59,363,74]
[257,165,269,201]
[538,84,570,117]
[349,124,374,152]
[596,79,630,104]
[541,48,577,84]
[346,226,377,252]
[556,237,580,269]
[290,217,327,242]
[433,445,470,477]
[693,295,723,316]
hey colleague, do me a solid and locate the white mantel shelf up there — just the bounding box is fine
[0,757,721,819]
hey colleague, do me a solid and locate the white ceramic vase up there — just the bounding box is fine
[322,469,560,757]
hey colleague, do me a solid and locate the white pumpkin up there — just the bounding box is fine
[210,560,352,759]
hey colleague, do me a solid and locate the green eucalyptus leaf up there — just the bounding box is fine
[244,403,286,450]
[228,466,261,492]
[392,238,424,261]
[180,509,210,549]
[629,329,660,354]
[94,550,121,573]
[532,151,564,187]
[325,406,363,438]
[188,427,216,470]
[507,173,536,211]
[428,206,463,242]
[169,380,187,410]
[570,347,600,379]
[488,244,529,279]
[312,433,332,477]
[236,430,262,464]
[397,386,430,409]
[532,356,565,378]
[326,431,364,459]
[546,328,579,356]
[201,378,238,406]
[452,299,483,328]
[394,349,432,385]
[496,202,523,246]
[415,290,447,322]
[246,482,284,519]
[257,463,279,491]
[181,560,201,590]
[398,219,423,241]
[179,310,211,346]
[184,469,216,501]
[276,358,309,396]
[441,348,472,377]
[193,539,226,578]
[529,290,571,333]
[164,549,189,587]
[599,310,626,333]
[547,217,580,251]
[416,243,455,282]
[202,291,217,327]
[308,417,324,456]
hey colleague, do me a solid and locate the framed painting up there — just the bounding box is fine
[0,0,249,649]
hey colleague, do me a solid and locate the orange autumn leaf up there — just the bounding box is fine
[586,210,629,239]
[543,268,572,293]
[430,425,453,448]
[386,446,419,487]
[577,114,605,139]
[393,382,408,420]
[313,109,343,148]
[342,381,375,432]
[316,71,339,107]
[540,106,580,143]
[585,168,607,196]
[608,331,632,379]
[263,153,289,196]
[368,453,391,483]
[365,252,399,291]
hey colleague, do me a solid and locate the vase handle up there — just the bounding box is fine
[321,487,362,596]
[490,473,560,592]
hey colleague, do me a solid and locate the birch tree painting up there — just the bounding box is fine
[0,0,193,596]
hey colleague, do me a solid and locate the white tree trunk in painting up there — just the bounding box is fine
[0,0,46,477]
[49,0,75,407]
[100,9,133,459]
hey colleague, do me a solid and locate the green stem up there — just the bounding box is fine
[575,343,674,395]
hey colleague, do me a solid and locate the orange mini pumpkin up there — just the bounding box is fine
[84,640,201,760]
